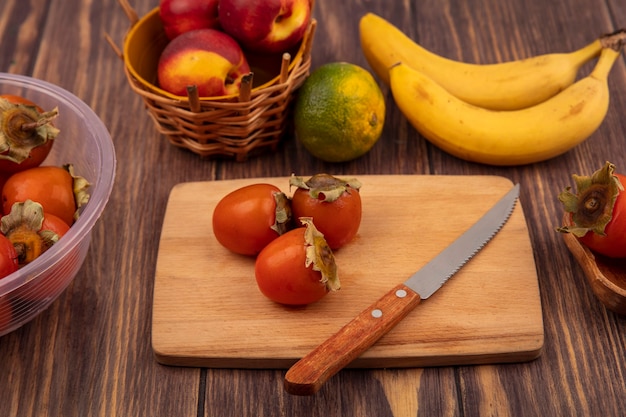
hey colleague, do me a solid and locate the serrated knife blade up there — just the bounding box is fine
[284,183,520,396]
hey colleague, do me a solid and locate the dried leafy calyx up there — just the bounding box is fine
[0,199,61,266]
[289,173,362,203]
[270,190,292,235]
[64,163,91,222]
[556,161,623,237]
[0,97,59,163]
[301,217,340,292]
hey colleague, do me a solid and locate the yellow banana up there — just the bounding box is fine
[360,12,611,110]
[389,45,621,166]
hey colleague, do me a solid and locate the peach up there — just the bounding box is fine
[219,0,311,53]
[159,0,221,40]
[157,29,251,97]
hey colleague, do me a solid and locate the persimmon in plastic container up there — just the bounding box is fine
[0,73,116,337]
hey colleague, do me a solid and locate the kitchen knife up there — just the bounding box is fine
[284,183,520,396]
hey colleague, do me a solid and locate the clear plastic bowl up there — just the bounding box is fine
[0,73,116,336]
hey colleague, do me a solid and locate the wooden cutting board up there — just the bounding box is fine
[152,175,543,368]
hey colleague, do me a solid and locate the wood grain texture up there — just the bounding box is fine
[561,214,626,315]
[153,176,542,370]
[284,284,423,396]
[0,0,624,416]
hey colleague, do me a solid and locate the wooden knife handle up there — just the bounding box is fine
[284,283,422,395]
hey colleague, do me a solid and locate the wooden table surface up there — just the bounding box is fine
[1,0,625,416]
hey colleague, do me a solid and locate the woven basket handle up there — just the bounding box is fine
[103,0,140,60]
[117,0,139,26]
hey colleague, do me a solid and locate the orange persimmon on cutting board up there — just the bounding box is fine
[152,175,544,368]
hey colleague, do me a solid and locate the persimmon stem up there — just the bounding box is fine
[7,227,44,265]
[20,109,59,131]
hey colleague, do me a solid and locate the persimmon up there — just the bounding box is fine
[212,183,292,256]
[557,161,626,258]
[2,165,90,226]
[290,174,362,250]
[0,94,58,173]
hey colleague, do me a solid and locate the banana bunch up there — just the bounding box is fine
[360,13,626,166]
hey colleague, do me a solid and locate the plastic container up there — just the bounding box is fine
[0,73,116,336]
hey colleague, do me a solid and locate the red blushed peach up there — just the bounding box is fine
[159,0,221,40]
[157,29,251,97]
[219,0,311,53]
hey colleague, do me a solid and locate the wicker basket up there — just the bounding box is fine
[112,1,315,161]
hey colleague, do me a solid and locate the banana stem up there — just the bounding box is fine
[590,47,621,80]
[600,29,626,50]
[571,39,604,65]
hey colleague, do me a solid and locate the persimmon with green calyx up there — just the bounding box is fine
[557,161,626,258]
[1,199,70,266]
[290,173,362,250]
[0,95,59,172]
[255,217,340,306]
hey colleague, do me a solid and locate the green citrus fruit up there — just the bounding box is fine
[294,62,386,162]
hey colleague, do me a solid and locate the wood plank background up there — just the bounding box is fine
[0,0,624,416]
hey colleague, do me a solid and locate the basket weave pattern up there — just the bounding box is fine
[119,4,314,161]
[124,51,311,160]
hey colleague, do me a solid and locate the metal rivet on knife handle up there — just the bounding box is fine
[283,283,422,396]
[283,184,520,396]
